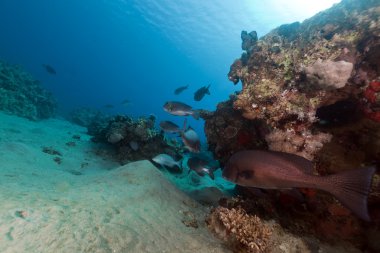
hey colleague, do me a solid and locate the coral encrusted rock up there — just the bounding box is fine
[207,206,272,253]
[0,60,56,120]
[202,0,380,250]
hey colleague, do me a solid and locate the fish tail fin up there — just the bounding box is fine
[325,166,376,221]
[207,85,211,94]
[192,110,200,120]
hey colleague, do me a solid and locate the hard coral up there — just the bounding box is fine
[302,59,354,90]
[265,129,332,160]
[87,114,182,164]
[207,206,272,253]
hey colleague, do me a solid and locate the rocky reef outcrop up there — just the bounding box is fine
[0,60,56,120]
[204,0,380,251]
[87,114,182,164]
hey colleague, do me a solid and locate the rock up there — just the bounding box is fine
[303,59,353,90]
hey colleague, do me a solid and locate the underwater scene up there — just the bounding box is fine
[0,0,380,252]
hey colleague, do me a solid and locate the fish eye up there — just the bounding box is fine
[238,170,254,179]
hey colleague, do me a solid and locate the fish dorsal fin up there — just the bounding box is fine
[272,151,314,174]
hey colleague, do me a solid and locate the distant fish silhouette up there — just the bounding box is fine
[121,99,131,106]
[103,104,114,109]
[42,64,56,75]
[174,85,189,95]
[194,85,210,101]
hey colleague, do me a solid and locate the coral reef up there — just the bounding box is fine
[203,0,380,250]
[0,60,56,120]
[88,114,182,164]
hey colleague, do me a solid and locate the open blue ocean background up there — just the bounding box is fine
[0,0,339,141]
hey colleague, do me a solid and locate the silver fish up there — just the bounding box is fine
[163,101,199,120]
[152,154,181,168]
[159,121,181,133]
[174,84,189,95]
[194,85,210,101]
[222,150,376,221]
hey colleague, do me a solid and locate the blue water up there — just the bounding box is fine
[0,0,339,141]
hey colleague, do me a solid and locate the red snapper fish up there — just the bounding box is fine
[222,150,376,221]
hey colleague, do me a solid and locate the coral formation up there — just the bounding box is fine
[207,204,272,253]
[0,60,56,120]
[202,0,380,250]
[87,114,182,164]
[202,99,267,164]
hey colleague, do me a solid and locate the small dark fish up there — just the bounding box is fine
[223,150,376,221]
[159,121,181,133]
[42,64,56,75]
[174,84,189,95]
[187,157,215,179]
[194,85,210,101]
[103,104,114,109]
[163,101,199,120]
[181,119,200,153]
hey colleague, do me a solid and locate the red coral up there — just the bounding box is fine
[369,81,380,92]
[362,81,380,122]
[364,87,376,103]
[365,110,380,122]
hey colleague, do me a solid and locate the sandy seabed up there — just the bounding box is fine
[0,112,229,253]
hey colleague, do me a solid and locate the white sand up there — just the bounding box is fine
[0,112,229,253]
